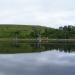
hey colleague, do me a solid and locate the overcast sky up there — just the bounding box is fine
[0,0,75,28]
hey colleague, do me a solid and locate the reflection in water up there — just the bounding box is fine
[0,50,75,75]
[33,42,41,48]
[0,41,75,53]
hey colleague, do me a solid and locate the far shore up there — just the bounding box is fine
[0,38,75,42]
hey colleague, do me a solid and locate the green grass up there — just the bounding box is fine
[0,24,47,38]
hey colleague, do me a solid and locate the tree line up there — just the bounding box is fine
[30,25,75,39]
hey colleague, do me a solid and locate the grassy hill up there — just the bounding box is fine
[0,24,74,39]
[0,24,50,38]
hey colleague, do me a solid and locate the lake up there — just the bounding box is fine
[0,42,75,75]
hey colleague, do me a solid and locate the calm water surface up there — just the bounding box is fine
[0,42,75,75]
[0,50,75,75]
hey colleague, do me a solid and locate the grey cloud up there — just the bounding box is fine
[0,0,75,28]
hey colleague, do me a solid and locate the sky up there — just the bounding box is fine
[0,0,75,28]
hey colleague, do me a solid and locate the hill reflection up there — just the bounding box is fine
[0,41,74,53]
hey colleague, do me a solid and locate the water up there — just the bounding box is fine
[0,50,75,75]
[0,42,75,75]
[0,41,75,53]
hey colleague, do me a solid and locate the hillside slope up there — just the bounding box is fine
[0,24,51,38]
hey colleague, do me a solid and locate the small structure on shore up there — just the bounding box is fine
[42,37,48,43]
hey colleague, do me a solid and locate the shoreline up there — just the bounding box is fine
[0,38,75,42]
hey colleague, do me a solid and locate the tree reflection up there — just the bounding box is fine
[0,41,74,53]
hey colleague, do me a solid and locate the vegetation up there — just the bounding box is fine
[0,24,74,39]
[0,24,74,53]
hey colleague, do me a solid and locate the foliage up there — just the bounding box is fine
[0,24,74,39]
